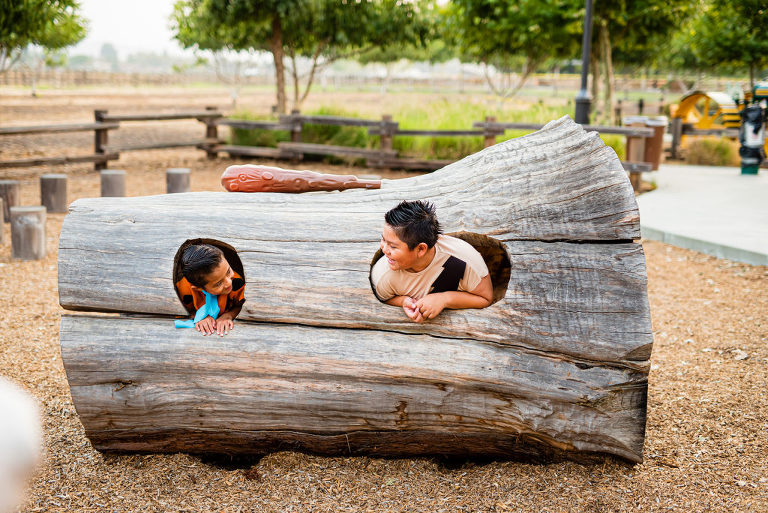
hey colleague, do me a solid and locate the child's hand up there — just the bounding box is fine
[195,316,216,335]
[215,317,234,336]
[416,294,446,321]
[402,297,424,323]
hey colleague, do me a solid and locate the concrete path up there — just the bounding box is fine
[636,164,768,266]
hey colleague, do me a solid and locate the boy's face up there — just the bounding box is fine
[199,257,234,296]
[380,224,426,272]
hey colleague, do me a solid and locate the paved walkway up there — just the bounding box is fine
[636,164,768,266]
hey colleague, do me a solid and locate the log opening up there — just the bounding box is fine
[172,238,245,315]
[369,231,512,305]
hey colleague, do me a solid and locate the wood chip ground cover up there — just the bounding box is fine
[1,88,766,512]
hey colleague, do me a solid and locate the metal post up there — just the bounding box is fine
[574,0,594,124]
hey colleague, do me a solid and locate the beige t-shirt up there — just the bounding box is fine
[371,235,489,301]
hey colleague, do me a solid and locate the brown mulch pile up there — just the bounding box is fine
[1,88,767,512]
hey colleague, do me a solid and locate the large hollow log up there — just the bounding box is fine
[58,116,652,463]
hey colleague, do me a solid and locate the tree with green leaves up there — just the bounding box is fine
[687,0,768,88]
[172,0,431,113]
[589,0,695,123]
[0,0,87,73]
[444,0,582,100]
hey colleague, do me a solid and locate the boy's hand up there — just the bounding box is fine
[215,315,234,336]
[402,297,424,323]
[416,294,446,321]
[195,316,216,335]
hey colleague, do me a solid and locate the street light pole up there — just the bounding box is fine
[574,0,594,124]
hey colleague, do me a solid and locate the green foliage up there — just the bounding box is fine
[597,0,695,67]
[0,0,87,71]
[684,137,740,166]
[174,0,434,111]
[443,0,582,98]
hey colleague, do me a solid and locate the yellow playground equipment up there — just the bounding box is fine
[670,90,741,130]
[670,90,768,158]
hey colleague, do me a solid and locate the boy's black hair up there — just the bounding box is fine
[181,244,224,288]
[384,200,442,250]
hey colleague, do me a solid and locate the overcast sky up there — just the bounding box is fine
[71,0,188,56]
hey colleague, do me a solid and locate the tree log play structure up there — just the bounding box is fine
[58,116,653,463]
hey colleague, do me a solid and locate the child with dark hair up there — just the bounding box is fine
[175,244,245,336]
[371,200,493,323]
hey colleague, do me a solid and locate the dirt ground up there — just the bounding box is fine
[1,88,767,512]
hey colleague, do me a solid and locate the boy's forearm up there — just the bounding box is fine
[385,296,407,307]
[434,291,492,310]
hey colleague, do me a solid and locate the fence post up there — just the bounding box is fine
[483,116,497,148]
[290,109,303,163]
[658,94,665,115]
[10,206,46,261]
[378,114,394,167]
[40,174,68,213]
[670,117,683,160]
[94,109,109,171]
[101,169,126,197]
[204,105,219,159]
[166,168,191,194]
[615,100,623,125]
[0,180,20,223]
[0,198,3,245]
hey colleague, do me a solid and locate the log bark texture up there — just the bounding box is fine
[58,116,652,463]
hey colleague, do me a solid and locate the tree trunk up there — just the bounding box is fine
[271,15,287,114]
[590,43,601,121]
[58,117,652,463]
[600,21,615,125]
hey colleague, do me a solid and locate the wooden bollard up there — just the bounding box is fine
[483,116,497,148]
[166,168,191,194]
[101,169,126,197]
[40,174,68,213]
[0,179,20,223]
[10,206,46,260]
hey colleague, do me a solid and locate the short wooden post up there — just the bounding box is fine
[670,117,683,160]
[166,168,191,194]
[0,180,20,223]
[204,106,218,159]
[290,109,303,162]
[10,206,46,260]
[637,98,644,115]
[94,109,109,171]
[101,169,126,197]
[615,100,623,125]
[378,114,394,167]
[40,174,68,213]
[483,116,497,148]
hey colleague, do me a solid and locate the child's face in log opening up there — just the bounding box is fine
[380,224,428,272]
[200,257,234,296]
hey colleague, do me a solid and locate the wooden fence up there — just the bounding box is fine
[0,108,656,190]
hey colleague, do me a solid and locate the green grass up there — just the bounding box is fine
[227,97,626,162]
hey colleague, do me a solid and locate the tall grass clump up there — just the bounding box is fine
[227,110,290,147]
[684,137,740,167]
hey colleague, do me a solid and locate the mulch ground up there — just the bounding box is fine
[1,87,767,512]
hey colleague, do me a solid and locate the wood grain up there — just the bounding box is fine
[61,315,647,462]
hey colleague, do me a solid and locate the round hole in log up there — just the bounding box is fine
[369,231,511,304]
[172,238,245,315]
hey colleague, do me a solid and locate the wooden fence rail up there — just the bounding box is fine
[1,107,658,190]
